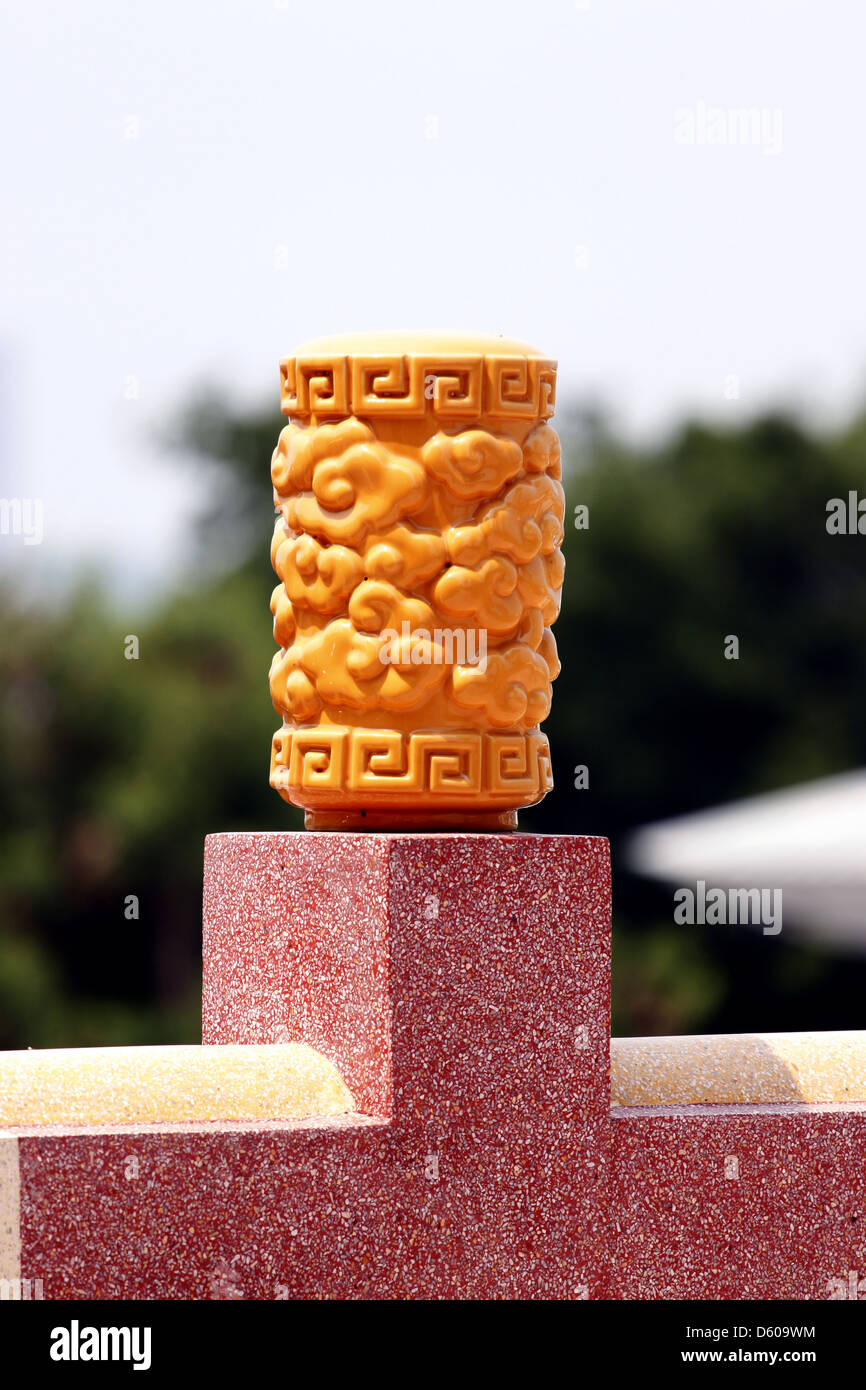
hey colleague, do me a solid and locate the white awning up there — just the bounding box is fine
[625,769,866,950]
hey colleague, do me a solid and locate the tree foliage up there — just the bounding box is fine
[2,400,865,1045]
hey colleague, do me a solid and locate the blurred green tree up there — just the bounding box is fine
[1,400,865,1045]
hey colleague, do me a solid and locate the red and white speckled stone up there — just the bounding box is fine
[15,1113,607,1299]
[202,832,611,1133]
[608,1103,866,1300]
[7,829,866,1300]
[2,832,611,1300]
[201,831,611,1299]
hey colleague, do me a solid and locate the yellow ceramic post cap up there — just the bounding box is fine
[291,329,548,356]
[269,329,563,829]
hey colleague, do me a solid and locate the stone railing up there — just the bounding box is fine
[2,830,865,1300]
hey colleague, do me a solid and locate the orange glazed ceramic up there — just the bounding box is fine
[268,331,564,830]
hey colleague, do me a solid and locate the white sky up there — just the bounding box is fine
[1,0,865,602]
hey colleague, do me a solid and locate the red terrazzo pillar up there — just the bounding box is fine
[202,829,611,1297]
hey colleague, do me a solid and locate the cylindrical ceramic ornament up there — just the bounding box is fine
[268,331,564,830]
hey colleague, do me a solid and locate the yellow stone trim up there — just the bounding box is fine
[611,1031,866,1107]
[0,1044,354,1128]
[0,1137,20,1290]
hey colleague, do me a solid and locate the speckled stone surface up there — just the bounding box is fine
[203,832,611,1132]
[608,1105,866,1299]
[11,1113,607,1299]
[7,830,866,1299]
[203,833,394,1115]
[0,1043,354,1127]
[1,831,611,1300]
[611,1032,866,1105]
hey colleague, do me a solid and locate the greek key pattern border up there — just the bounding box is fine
[279,354,557,422]
[270,727,553,804]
